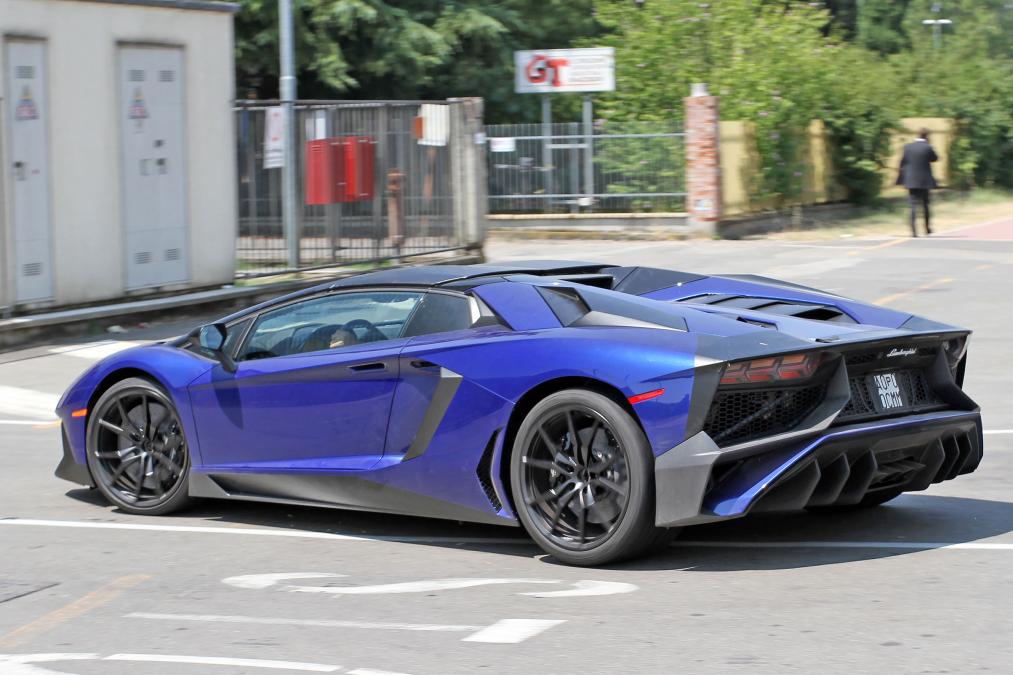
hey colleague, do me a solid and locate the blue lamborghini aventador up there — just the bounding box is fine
[54,261,982,565]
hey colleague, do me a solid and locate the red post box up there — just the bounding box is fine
[304,138,337,205]
[305,136,376,205]
[340,136,375,202]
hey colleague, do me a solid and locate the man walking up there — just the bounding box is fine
[896,129,939,236]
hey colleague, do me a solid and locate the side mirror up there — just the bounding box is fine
[196,323,236,373]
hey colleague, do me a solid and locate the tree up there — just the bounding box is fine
[588,0,899,204]
[234,0,598,122]
[856,0,911,54]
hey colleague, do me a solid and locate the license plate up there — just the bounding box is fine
[868,372,906,412]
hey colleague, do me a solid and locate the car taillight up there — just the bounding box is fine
[720,353,822,385]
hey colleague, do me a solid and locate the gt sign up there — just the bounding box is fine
[514,48,615,94]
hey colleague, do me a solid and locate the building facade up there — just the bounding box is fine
[1,0,237,311]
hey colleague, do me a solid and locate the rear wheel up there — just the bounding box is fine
[85,377,192,515]
[510,389,670,566]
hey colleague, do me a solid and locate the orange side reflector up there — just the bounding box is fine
[628,388,665,405]
[71,408,88,418]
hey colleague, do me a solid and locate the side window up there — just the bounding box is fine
[401,292,476,338]
[238,291,424,361]
[223,318,252,355]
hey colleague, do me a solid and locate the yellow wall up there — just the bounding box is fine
[718,120,756,216]
[719,117,954,216]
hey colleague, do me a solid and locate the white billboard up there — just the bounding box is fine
[514,48,615,94]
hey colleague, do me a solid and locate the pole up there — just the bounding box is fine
[582,95,593,212]
[541,95,553,209]
[279,0,300,269]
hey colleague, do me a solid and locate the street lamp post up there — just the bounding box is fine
[279,0,300,269]
[923,3,953,50]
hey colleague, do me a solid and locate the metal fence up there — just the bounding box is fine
[486,120,686,214]
[235,99,485,277]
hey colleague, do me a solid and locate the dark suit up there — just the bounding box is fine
[896,139,938,236]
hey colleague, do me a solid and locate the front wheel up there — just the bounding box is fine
[85,377,192,515]
[510,389,669,566]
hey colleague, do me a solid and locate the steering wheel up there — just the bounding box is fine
[342,318,387,343]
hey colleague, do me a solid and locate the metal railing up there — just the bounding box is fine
[235,99,485,277]
[486,120,686,214]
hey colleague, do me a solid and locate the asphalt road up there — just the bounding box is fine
[1,233,1011,674]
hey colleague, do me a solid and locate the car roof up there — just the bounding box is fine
[217,261,707,326]
[322,260,609,290]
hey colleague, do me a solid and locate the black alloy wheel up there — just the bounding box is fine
[511,389,672,566]
[86,378,192,515]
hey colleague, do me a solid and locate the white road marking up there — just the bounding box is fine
[47,341,144,361]
[462,619,566,644]
[127,612,566,644]
[0,653,96,675]
[4,518,1012,551]
[348,670,413,675]
[0,518,526,545]
[0,387,59,421]
[519,580,638,598]
[676,540,1013,551]
[0,420,56,426]
[0,652,345,674]
[984,429,1013,435]
[223,572,341,590]
[282,578,557,596]
[104,653,341,671]
[223,573,637,598]
[128,612,482,633]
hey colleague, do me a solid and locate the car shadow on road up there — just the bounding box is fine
[611,493,1013,572]
[65,489,1013,571]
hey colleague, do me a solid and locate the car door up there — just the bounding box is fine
[187,289,424,471]
[383,290,509,459]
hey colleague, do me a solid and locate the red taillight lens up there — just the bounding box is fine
[720,353,821,386]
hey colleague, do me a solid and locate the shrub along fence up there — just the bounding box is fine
[718,117,955,217]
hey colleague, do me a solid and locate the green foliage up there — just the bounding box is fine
[856,0,912,55]
[592,120,685,212]
[234,0,1013,201]
[234,0,597,122]
[588,0,898,205]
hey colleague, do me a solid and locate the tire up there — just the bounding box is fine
[85,377,193,515]
[509,389,669,566]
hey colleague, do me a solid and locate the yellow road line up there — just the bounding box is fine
[873,277,954,306]
[0,574,150,649]
[848,238,908,256]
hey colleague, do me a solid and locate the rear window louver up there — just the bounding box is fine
[678,294,856,324]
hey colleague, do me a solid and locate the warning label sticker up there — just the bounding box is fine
[15,86,39,121]
[128,88,149,120]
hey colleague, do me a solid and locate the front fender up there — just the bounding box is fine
[56,345,214,465]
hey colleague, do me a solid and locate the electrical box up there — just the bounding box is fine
[304,136,375,205]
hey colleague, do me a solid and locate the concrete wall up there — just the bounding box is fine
[0,0,236,310]
[719,117,953,216]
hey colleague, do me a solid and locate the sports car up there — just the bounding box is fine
[55,261,982,565]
